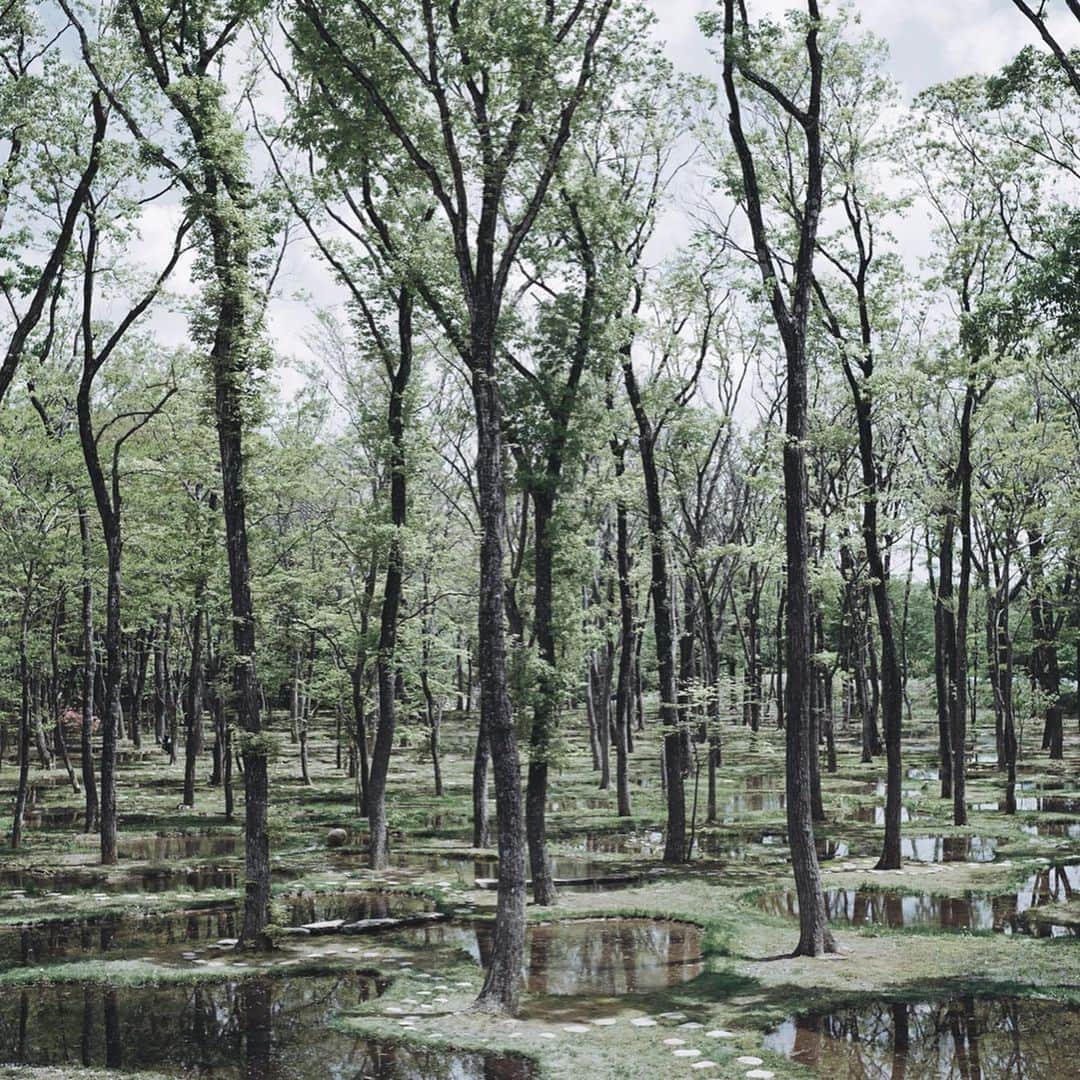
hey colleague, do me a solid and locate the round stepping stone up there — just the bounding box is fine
[631,1018,658,1027]
[691,1064,718,1072]
[706,1030,734,1039]
[736,1057,763,1066]
[538,1032,556,1040]
[679,1022,704,1030]
[663,1038,686,1046]
[659,1011,688,1021]
[593,1018,618,1026]
[672,1048,701,1058]
[745,1071,774,1079]
[563,1025,590,1033]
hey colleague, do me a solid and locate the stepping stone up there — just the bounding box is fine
[672,1048,701,1058]
[691,1064,718,1071]
[663,1038,686,1046]
[385,1006,404,1014]
[736,1056,763,1066]
[563,1025,590,1033]
[659,1011,688,1021]
[706,1030,734,1039]
[631,1018,658,1027]
[539,1032,556,1040]
[745,1071,774,1079]
[679,1022,704,1030]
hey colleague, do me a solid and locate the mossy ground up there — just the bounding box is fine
[1,690,1077,1078]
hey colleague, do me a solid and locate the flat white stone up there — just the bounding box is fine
[592,1018,618,1026]
[663,1038,686,1046]
[679,1022,704,1029]
[538,1032,556,1040]
[745,1071,774,1079]
[672,1048,701,1058]
[631,1018,657,1027]
[659,1011,688,1021]
[563,1025,590,1033]
[691,1064,718,1071]
[706,1030,734,1039]
[736,1056,763,1066]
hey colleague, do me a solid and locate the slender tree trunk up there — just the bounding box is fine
[622,354,686,864]
[470,347,526,1016]
[368,292,412,870]
[79,505,98,829]
[11,604,31,849]
[526,490,559,903]
[183,601,205,808]
[613,454,634,817]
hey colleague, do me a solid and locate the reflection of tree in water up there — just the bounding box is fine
[0,973,390,1073]
[777,996,1078,1078]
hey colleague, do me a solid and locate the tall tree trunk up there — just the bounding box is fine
[10,602,31,849]
[1029,529,1064,759]
[622,354,686,864]
[930,533,954,799]
[368,291,412,870]
[183,600,205,808]
[525,489,559,904]
[613,450,634,818]
[470,348,526,1016]
[79,506,99,831]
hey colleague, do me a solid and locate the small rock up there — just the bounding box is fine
[663,1038,686,1046]
[659,1011,688,1021]
[631,1017,657,1027]
[326,828,349,848]
[679,1022,704,1030]
[592,1017,618,1026]
[563,1025,590,1033]
[745,1071,774,1079]
[706,1030,734,1039]
[736,1056,763,1066]
[672,1048,701,1058]
[691,1064,718,1071]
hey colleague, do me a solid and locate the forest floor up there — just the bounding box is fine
[0,693,1077,1078]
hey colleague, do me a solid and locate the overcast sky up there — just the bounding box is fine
[254,1,1080,399]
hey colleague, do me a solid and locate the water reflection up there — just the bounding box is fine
[899,835,998,863]
[764,995,1080,1079]
[401,918,703,997]
[759,863,1078,935]
[0,974,533,1077]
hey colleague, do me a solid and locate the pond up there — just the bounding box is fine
[757,863,1079,936]
[0,889,434,966]
[0,973,535,1078]
[400,917,704,997]
[899,835,998,863]
[764,994,1080,1079]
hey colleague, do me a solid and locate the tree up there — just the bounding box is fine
[290,0,628,1014]
[707,0,836,956]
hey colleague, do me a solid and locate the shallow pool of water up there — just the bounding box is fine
[764,994,1080,1078]
[0,973,535,1077]
[401,917,704,997]
[758,863,1079,936]
[900,835,998,863]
